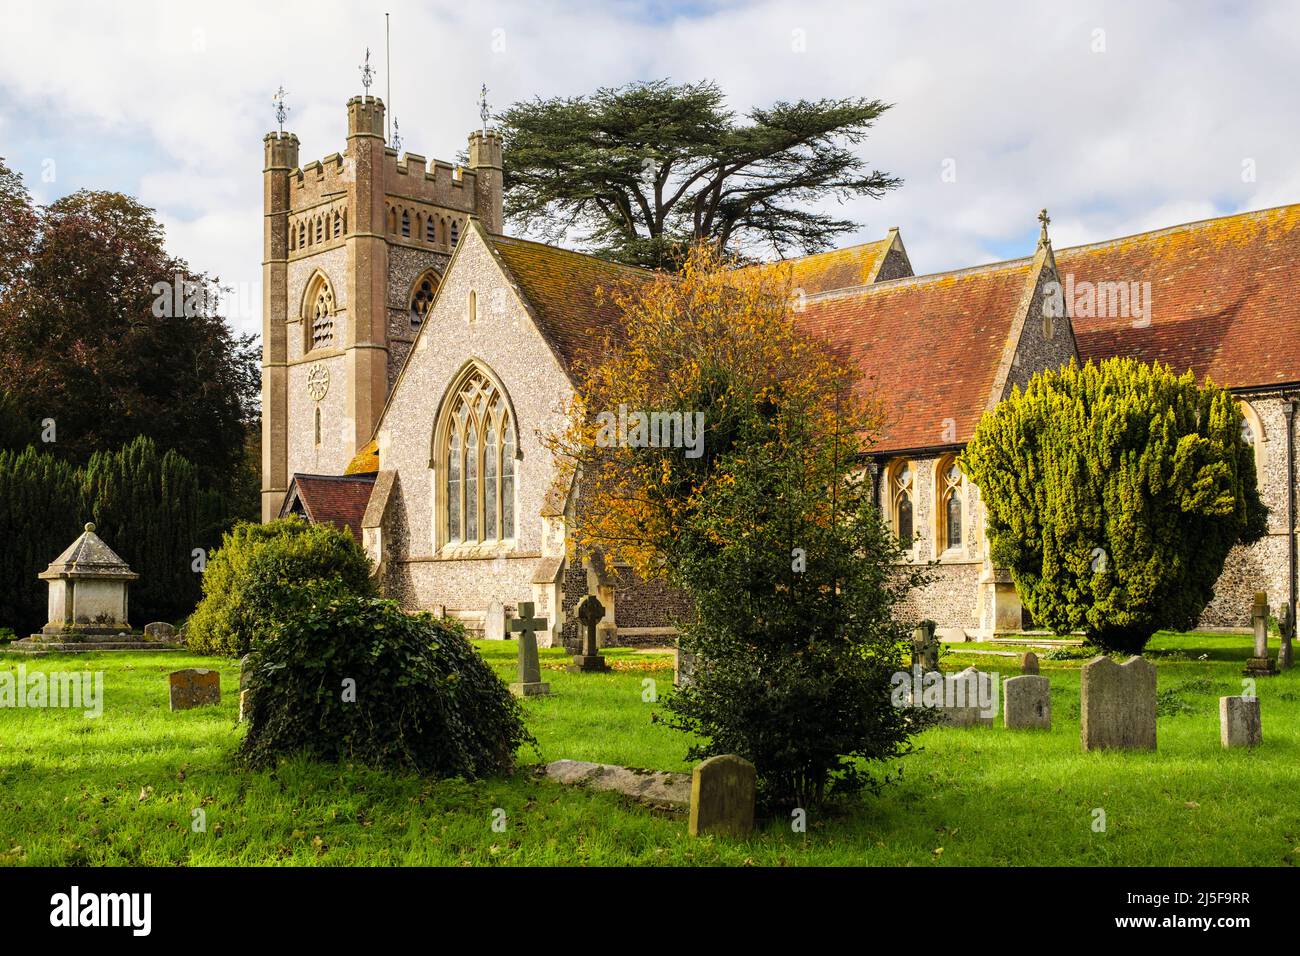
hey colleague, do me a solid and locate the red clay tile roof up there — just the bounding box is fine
[280,473,376,542]
[1061,204,1300,389]
[734,236,895,295]
[488,235,651,374]
[801,262,1036,453]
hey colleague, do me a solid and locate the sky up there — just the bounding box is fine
[2,0,1298,340]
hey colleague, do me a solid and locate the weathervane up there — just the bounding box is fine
[392,116,402,151]
[1038,208,1052,247]
[479,83,491,133]
[360,47,375,93]
[272,86,289,134]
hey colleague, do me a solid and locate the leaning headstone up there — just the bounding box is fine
[1080,656,1156,751]
[508,602,551,697]
[688,754,756,839]
[1244,592,1279,676]
[567,594,611,673]
[1003,674,1051,729]
[941,667,996,726]
[1020,650,1040,675]
[169,669,221,711]
[1219,696,1262,748]
[911,620,940,672]
[143,622,176,643]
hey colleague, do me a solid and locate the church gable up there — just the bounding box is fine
[371,220,577,568]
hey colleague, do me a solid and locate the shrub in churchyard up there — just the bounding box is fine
[552,244,935,810]
[186,517,375,657]
[240,589,534,777]
[962,358,1266,654]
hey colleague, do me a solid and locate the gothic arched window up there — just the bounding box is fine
[438,365,516,547]
[425,216,436,243]
[298,222,306,248]
[333,210,342,238]
[304,273,336,351]
[888,460,914,551]
[938,456,963,552]
[401,210,411,238]
[409,271,439,331]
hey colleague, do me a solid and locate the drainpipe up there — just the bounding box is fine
[1281,399,1296,669]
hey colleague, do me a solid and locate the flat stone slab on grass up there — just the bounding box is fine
[543,759,690,809]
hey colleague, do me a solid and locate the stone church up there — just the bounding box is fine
[262,96,1300,646]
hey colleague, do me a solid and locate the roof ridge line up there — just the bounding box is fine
[1054,201,1300,257]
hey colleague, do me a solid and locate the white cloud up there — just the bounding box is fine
[1,0,1297,333]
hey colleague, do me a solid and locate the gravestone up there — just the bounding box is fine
[143,622,176,643]
[483,599,507,641]
[1219,696,1262,748]
[1080,656,1156,751]
[508,602,551,697]
[1020,650,1040,675]
[1276,603,1294,671]
[169,669,221,711]
[1243,592,1278,676]
[567,594,611,673]
[1003,674,1051,729]
[688,754,756,839]
[674,645,695,688]
[238,655,252,722]
[911,620,940,672]
[941,666,996,727]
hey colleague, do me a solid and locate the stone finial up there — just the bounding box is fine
[1037,208,1052,248]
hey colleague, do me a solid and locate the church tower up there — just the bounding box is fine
[261,97,505,521]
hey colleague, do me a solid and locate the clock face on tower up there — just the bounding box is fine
[306,363,330,402]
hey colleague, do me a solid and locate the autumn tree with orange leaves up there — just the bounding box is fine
[550,245,933,810]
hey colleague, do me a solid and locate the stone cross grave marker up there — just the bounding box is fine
[1219,696,1262,748]
[568,594,612,673]
[1244,592,1278,676]
[169,669,221,711]
[1003,674,1051,729]
[688,754,756,839]
[509,602,551,697]
[1080,656,1156,751]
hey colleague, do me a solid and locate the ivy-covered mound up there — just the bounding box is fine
[962,357,1267,654]
[241,590,533,777]
[186,517,374,657]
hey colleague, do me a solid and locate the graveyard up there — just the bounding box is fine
[2,630,1297,867]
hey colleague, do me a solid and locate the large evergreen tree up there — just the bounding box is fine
[962,358,1267,653]
[499,79,900,269]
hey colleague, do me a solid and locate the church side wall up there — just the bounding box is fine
[1198,392,1297,629]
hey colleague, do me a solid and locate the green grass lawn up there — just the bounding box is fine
[1,633,1297,866]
